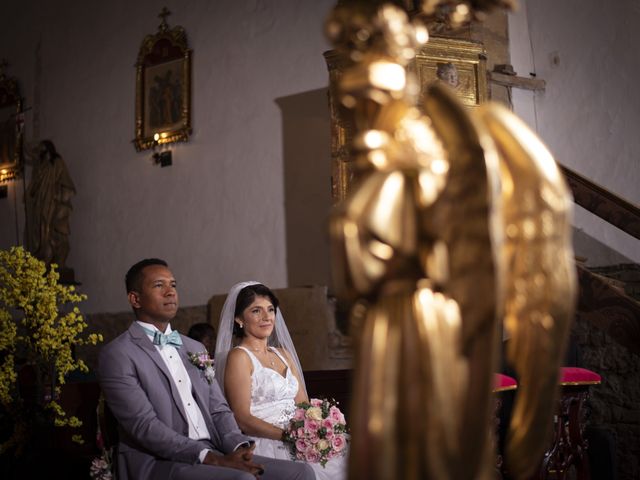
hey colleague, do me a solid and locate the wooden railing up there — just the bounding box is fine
[561,165,640,241]
[562,164,640,354]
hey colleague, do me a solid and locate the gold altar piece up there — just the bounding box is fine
[325,36,486,204]
[134,8,192,151]
[326,2,575,479]
[412,37,487,107]
[0,60,24,183]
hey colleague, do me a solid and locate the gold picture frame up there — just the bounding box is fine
[0,63,23,182]
[324,37,487,203]
[134,10,192,152]
[411,36,487,108]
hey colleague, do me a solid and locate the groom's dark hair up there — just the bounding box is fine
[125,258,168,293]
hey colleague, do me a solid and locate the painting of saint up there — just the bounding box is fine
[0,106,17,166]
[144,58,184,137]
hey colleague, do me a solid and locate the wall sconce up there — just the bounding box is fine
[152,133,173,168]
[0,168,13,183]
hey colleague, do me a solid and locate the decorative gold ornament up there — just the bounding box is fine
[0,60,24,183]
[326,2,575,480]
[417,0,517,29]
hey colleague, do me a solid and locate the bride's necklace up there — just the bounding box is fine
[248,345,275,367]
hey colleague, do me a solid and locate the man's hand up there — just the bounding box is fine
[203,444,265,477]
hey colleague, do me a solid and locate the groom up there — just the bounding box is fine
[98,258,314,480]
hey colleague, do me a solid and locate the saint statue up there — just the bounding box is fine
[25,140,76,275]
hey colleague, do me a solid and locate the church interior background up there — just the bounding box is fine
[0,1,638,479]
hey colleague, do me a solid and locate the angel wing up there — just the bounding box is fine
[477,104,577,479]
[421,84,505,478]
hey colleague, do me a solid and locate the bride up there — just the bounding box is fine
[215,281,347,480]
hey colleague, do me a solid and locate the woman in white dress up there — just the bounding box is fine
[215,282,347,480]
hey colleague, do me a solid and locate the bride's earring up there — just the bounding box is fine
[239,323,244,329]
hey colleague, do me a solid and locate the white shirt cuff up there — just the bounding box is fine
[198,448,210,463]
[234,440,254,451]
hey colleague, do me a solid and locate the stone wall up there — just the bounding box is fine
[573,315,640,480]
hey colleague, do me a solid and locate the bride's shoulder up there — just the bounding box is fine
[226,347,253,367]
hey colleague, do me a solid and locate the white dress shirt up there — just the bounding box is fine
[137,321,211,462]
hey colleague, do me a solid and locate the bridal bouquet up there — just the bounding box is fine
[283,398,348,467]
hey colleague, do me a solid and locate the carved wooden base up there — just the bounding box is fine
[537,386,592,480]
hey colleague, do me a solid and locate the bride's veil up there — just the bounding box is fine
[214,281,307,396]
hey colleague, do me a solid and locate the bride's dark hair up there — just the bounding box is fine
[233,284,280,337]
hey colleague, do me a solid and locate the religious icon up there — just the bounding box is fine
[134,8,192,151]
[146,59,184,131]
[0,61,23,182]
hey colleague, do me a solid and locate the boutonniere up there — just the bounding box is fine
[187,351,215,384]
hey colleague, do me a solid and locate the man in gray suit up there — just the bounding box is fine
[98,258,314,480]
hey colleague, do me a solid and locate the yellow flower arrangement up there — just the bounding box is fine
[0,246,103,455]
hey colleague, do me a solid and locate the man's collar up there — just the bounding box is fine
[136,320,172,334]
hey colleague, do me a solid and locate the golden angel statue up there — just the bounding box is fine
[326,3,576,480]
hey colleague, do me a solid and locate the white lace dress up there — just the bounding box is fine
[236,346,347,480]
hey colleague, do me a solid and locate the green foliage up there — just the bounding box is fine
[0,246,102,455]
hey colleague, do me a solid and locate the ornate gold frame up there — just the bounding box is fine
[411,36,487,107]
[0,64,23,182]
[323,49,354,204]
[325,37,487,204]
[134,12,192,152]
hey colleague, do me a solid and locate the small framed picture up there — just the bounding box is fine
[324,37,488,204]
[412,36,488,108]
[134,12,192,151]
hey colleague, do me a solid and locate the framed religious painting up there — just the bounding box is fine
[134,9,192,151]
[411,36,488,108]
[324,37,487,204]
[0,62,23,182]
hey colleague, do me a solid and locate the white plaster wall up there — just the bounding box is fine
[509,0,640,264]
[0,0,336,313]
[3,1,637,314]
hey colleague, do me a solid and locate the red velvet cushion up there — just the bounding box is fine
[559,367,601,385]
[494,373,517,392]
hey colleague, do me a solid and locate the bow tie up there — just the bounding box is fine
[141,326,183,348]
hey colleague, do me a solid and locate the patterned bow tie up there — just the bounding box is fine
[141,326,183,348]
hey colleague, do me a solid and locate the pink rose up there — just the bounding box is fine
[304,448,321,463]
[324,428,334,440]
[307,430,319,444]
[332,434,346,452]
[310,398,322,407]
[293,408,305,421]
[329,406,345,424]
[297,427,306,438]
[322,418,335,430]
[304,418,319,432]
[296,439,309,453]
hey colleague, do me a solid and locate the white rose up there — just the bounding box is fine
[306,407,323,421]
[317,439,330,451]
